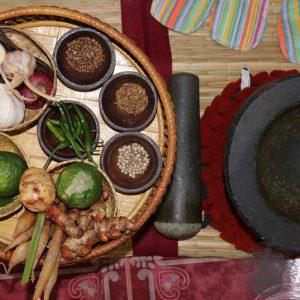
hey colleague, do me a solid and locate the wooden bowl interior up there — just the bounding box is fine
[38,101,99,161]
[257,103,300,225]
[56,30,113,86]
[101,73,157,130]
[101,134,161,193]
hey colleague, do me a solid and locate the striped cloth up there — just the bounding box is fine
[210,0,269,51]
[150,0,215,34]
[278,0,300,64]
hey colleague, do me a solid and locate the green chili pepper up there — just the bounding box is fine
[55,102,83,159]
[47,119,61,126]
[61,102,84,148]
[46,120,65,143]
[73,103,93,162]
[43,140,70,170]
[74,115,82,137]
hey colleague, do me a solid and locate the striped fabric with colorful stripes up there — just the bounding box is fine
[278,0,300,64]
[210,0,269,51]
[150,0,215,34]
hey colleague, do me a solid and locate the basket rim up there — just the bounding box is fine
[0,6,177,264]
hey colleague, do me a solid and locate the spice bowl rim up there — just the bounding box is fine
[98,71,158,132]
[100,132,162,194]
[37,100,100,162]
[53,27,116,92]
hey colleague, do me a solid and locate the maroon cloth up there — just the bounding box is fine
[0,256,290,299]
[201,70,299,253]
[121,0,177,256]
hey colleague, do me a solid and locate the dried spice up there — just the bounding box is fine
[65,36,104,73]
[115,83,148,115]
[117,143,150,178]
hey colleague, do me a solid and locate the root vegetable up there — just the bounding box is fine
[33,203,65,300]
[43,252,61,300]
[19,71,53,109]
[6,226,33,251]
[19,167,56,212]
[61,217,136,260]
[89,201,106,221]
[7,241,30,273]
[77,210,92,231]
[45,205,83,238]
[31,220,51,282]
[13,210,36,238]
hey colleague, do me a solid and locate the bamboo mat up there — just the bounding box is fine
[1,0,298,259]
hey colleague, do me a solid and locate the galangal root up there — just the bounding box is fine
[61,217,136,260]
[12,209,36,238]
[46,199,107,237]
[19,167,56,212]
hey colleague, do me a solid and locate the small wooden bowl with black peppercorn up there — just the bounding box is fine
[37,100,100,162]
[100,132,162,194]
[99,71,158,132]
[53,27,115,92]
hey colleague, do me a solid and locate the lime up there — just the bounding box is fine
[0,151,28,198]
[56,162,103,209]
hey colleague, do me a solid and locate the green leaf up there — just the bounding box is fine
[21,213,45,284]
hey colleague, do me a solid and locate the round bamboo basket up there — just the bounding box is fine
[0,6,176,265]
[49,160,119,218]
[0,26,57,133]
[0,133,28,218]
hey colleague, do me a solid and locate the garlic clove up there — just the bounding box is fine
[0,43,6,65]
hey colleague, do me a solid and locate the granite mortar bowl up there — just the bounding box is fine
[37,100,100,162]
[53,27,115,92]
[225,75,300,253]
[99,72,158,132]
[100,132,162,194]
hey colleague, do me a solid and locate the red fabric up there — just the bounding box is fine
[0,257,286,300]
[121,0,177,256]
[201,70,299,253]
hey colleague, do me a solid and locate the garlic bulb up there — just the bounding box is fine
[0,84,25,129]
[0,43,6,65]
[2,50,36,88]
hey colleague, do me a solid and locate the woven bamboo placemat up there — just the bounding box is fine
[1,0,298,259]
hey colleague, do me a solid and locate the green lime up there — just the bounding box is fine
[56,162,103,209]
[0,151,28,198]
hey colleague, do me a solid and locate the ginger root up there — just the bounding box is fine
[19,167,56,212]
[61,217,136,260]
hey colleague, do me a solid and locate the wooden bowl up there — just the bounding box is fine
[225,74,300,254]
[53,27,115,92]
[99,72,158,132]
[0,133,28,218]
[37,100,100,162]
[0,26,57,134]
[100,132,162,194]
[49,159,119,218]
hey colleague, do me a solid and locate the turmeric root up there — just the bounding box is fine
[89,201,106,221]
[6,226,33,251]
[7,241,30,273]
[19,167,56,212]
[61,217,136,260]
[13,210,35,238]
[45,204,83,238]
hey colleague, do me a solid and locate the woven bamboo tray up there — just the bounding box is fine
[0,6,176,264]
